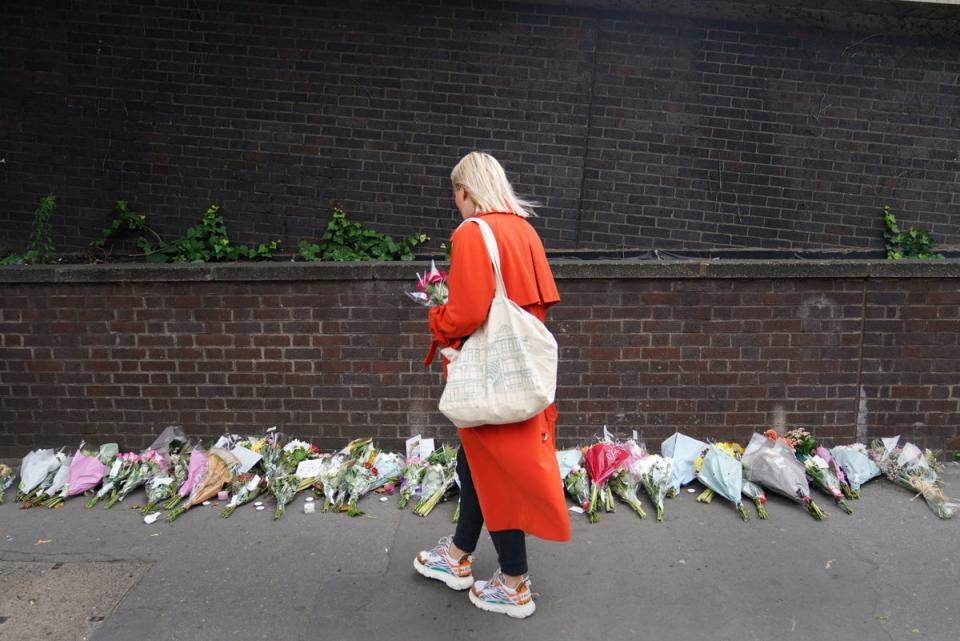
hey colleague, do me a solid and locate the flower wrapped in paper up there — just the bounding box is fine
[870,438,958,519]
[661,432,707,495]
[160,452,192,510]
[693,441,743,504]
[35,453,73,507]
[813,446,855,499]
[830,444,880,497]
[695,445,749,521]
[167,453,233,522]
[583,442,629,524]
[177,450,209,500]
[742,432,826,520]
[556,448,583,481]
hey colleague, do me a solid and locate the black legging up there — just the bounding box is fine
[452,447,528,577]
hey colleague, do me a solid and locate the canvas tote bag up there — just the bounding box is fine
[438,217,558,428]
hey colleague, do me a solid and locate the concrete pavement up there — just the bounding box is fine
[1,464,958,641]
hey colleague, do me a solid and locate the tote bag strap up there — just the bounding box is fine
[463,217,507,300]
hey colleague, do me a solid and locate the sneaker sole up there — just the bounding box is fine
[469,588,536,619]
[413,558,474,591]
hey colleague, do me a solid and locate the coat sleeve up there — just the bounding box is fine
[424,222,495,364]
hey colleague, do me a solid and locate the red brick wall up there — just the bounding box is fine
[1,269,957,456]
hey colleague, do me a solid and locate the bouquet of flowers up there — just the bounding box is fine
[167,453,233,522]
[406,260,448,307]
[222,473,265,518]
[269,473,301,520]
[398,458,428,509]
[319,454,347,512]
[17,449,62,503]
[563,465,591,514]
[105,449,166,509]
[661,432,708,495]
[814,446,855,499]
[830,443,881,497]
[340,461,376,517]
[159,452,193,510]
[369,452,403,492]
[694,442,743,503]
[741,479,768,519]
[803,454,853,515]
[44,445,108,508]
[784,428,853,513]
[413,446,458,517]
[870,438,958,519]
[583,442,629,523]
[608,441,646,519]
[637,454,673,522]
[282,439,319,469]
[33,452,74,507]
[174,450,209,502]
[742,431,826,520]
[694,444,749,521]
[0,464,14,503]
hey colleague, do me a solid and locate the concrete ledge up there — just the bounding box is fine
[2,258,960,284]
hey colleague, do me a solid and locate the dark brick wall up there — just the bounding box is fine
[2,273,957,457]
[2,1,960,256]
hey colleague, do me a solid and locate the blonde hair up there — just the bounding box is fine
[450,152,538,218]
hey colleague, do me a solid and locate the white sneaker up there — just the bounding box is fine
[413,535,474,591]
[468,568,536,619]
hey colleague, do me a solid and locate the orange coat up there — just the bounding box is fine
[426,212,570,542]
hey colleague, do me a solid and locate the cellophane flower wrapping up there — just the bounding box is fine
[168,454,233,521]
[319,454,347,512]
[43,455,73,499]
[0,464,14,503]
[583,443,629,523]
[269,474,300,520]
[564,465,591,513]
[406,260,448,307]
[608,440,647,519]
[742,432,825,520]
[870,439,958,519]
[814,446,855,499]
[370,452,403,491]
[830,444,880,494]
[803,455,853,514]
[64,452,107,498]
[413,463,455,517]
[636,454,672,522]
[399,459,427,509]
[18,449,60,497]
[222,473,264,518]
[555,448,583,481]
[696,445,748,520]
[661,432,707,495]
[179,450,209,498]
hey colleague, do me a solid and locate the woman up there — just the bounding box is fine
[414,152,570,619]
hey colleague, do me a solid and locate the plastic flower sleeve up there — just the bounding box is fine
[697,446,748,520]
[179,450,209,498]
[829,445,880,494]
[742,434,826,520]
[556,449,583,481]
[661,432,707,494]
[18,449,60,496]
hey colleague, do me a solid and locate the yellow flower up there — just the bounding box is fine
[249,439,265,453]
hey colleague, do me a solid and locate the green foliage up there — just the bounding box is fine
[297,206,429,262]
[1,194,57,265]
[89,200,159,260]
[883,206,943,260]
[138,203,280,263]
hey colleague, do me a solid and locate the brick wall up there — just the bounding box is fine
[1,262,957,457]
[2,0,960,256]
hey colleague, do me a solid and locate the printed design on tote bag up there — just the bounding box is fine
[444,325,536,404]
